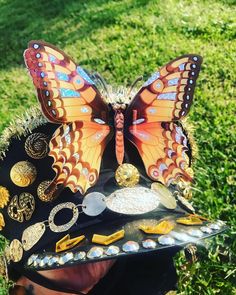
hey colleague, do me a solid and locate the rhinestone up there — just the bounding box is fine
[58,252,74,265]
[200,226,213,234]
[216,220,226,227]
[48,256,59,266]
[39,256,51,268]
[105,246,120,256]
[169,231,191,242]
[158,235,175,246]
[187,229,203,238]
[27,254,38,266]
[142,239,157,249]
[208,223,221,230]
[87,247,104,259]
[74,251,86,261]
[122,241,139,253]
[82,192,106,216]
[33,257,41,267]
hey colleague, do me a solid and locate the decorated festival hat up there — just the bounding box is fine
[0,41,227,286]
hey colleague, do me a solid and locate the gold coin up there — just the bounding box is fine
[0,186,10,208]
[9,239,23,262]
[151,182,177,209]
[10,161,37,187]
[25,133,49,159]
[37,180,56,202]
[115,164,140,187]
[0,213,5,230]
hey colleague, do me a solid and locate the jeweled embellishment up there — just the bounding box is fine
[9,239,23,262]
[158,235,175,246]
[142,239,157,249]
[10,161,37,187]
[151,182,177,209]
[105,245,120,256]
[37,180,56,202]
[87,247,104,259]
[0,213,5,230]
[25,133,49,159]
[187,229,203,238]
[115,163,140,187]
[74,252,86,261]
[0,186,10,208]
[21,222,46,251]
[58,252,74,265]
[122,241,139,253]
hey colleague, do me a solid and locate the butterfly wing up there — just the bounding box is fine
[24,40,109,123]
[24,40,111,195]
[126,55,202,184]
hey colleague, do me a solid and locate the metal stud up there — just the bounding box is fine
[169,231,191,242]
[74,251,86,261]
[142,239,157,249]
[105,245,120,256]
[48,256,59,267]
[87,247,104,259]
[27,254,38,266]
[39,256,51,268]
[200,226,213,234]
[122,241,139,253]
[208,223,221,230]
[158,235,175,246]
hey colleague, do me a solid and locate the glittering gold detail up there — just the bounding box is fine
[7,193,35,223]
[0,186,10,208]
[0,254,8,280]
[174,179,193,200]
[115,164,140,187]
[9,239,23,262]
[56,234,85,253]
[176,216,203,225]
[139,220,175,234]
[184,243,198,263]
[0,213,5,230]
[10,161,37,187]
[92,229,125,246]
[0,106,47,160]
[37,180,56,202]
[25,132,49,159]
[22,222,46,251]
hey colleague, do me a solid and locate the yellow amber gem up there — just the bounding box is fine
[92,229,125,245]
[56,234,85,253]
[10,161,37,187]
[0,213,5,230]
[139,220,175,234]
[0,186,10,208]
[176,216,203,225]
[115,164,140,187]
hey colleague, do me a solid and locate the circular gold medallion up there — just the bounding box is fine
[25,133,49,159]
[115,164,140,187]
[10,161,37,187]
[9,239,23,262]
[151,182,177,209]
[37,180,56,202]
[0,186,10,208]
[0,213,5,230]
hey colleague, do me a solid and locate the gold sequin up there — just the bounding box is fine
[25,133,49,159]
[0,213,5,230]
[37,180,56,202]
[0,186,10,208]
[9,239,23,262]
[10,161,37,187]
[115,164,140,187]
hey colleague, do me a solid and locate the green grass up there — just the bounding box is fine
[0,0,235,294]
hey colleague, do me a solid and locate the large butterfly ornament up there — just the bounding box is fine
[24,40,202,196]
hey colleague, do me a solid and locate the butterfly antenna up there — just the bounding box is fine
[92,72,110,101]
[128,76,143,97]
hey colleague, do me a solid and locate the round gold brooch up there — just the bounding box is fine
[9,239,23,262]
[10,161,37,187]
[0,186,10,208]
[25,133,49,159]
[115,163,140,187]
[37,180,56,202]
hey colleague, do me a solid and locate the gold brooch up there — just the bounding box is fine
[56,234,85,253]
[37,180,56,202]
[92,229,125,245]
[9,239,23,262]
[10,161,37,187]
[0,186,10,208]
[8,193,35,223]
[25,133,49,159]
[139,220,175,234]
[0,213,5,230]
[115,163,140,187]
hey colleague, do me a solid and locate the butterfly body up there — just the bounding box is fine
[24,40,202,196]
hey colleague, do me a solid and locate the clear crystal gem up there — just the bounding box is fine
[142,239,157,249]
[158,235,175,245]
[48,256,59,266]
[58,252,74,265]
[105,245,120,256]
[208,223,221,230]
[74,251,86,261]
[87,247,104,259]
[122,241,139,253]
[200,226,213,234]
[187,229,203,238]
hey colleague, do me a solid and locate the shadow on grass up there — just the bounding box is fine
[0,0,150,69]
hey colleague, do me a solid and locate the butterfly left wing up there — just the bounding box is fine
[126,55,202,185]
